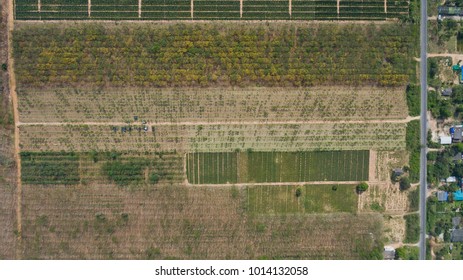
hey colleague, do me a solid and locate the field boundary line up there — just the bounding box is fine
[17,116,420,127]
[8,0,22,258]
[13,19,398,24]
[187,181,363,187]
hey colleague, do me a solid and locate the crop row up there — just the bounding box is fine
[13,23,417,88]
[15,0,408,20]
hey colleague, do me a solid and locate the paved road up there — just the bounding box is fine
[419,0,428,260]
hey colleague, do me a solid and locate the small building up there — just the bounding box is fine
[393,168,404,177]
[437,191,449,202]
[453,127,463,142]
[441,136,452,145]
[454,190,463,201]
[451,229,463,242]
[442,88,453,97]
[383,246,395,260]
[452,217,461,228]
[447,176,457,183]
[438,6,463,20]
[454,152,463,161]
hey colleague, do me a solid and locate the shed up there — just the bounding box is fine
[452,217,461,227]
[451,229,463,242]
[393,168,404,177]
[447,176,457,183]
[437,191,449,202]
[383,246,395,260]
[454,190,463,201]
[454,127,463,142]
[441,136,452,145]
[442,88,453,96]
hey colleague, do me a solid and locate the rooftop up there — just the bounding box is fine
[452,229,463,242]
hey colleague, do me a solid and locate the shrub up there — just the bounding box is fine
[356,182,369,193]
[400,176,411,191]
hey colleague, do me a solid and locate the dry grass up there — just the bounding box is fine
[20,184,383,259]
[17,87,408,123]
[19,122,406,153]
[0,129,17,259]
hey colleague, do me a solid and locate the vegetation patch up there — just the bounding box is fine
[406,120,420,183]
[246,184,358,214]
[20,152,80,185]
[404,213,420,243]
[14,23,417,88]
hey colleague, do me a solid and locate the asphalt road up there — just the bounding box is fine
[419,0,428,260]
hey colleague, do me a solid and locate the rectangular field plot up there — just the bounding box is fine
[20,184,384,259]
[15,0,409,20]
[21,152,80,185]
[19,123,406,153]
[242,0,289,20]
[291,0,338,20]
[186,152,238,184]
[246,184,358,214]
[20,151,184,185]
[186,151,369,184]
[17,87,408,123]
[194,0,240,19]
[14,23,416,88]
[142,0,191,19]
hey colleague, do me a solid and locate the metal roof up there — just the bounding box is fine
[437,191,448,202]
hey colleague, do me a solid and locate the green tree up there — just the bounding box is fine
[400,176,411,191]
[356,182,369,193]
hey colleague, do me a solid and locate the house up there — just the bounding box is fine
[441,136,452,145]
[451,229,463,242]
[437,191,449,202]
[438,6,463,20]
[453,127,463,142]
[447,176,457,183]
[452,217,461,228]
[442,88,453,97]
[383,246,395,260]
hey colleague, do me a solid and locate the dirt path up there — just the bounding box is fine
[384,0,387,13]
[337,0,340,15]
[7,0,22,258]
[428,53,463,64]
[191,0,194,19]
[289,0,292,16]
[17,116,420,127]
[240,0,243,18]
[88,0,91,17]
[138,0,141,18]
[368,150,378,182]
[38,0,41,12]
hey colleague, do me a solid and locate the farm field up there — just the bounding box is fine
[246,184,358,214]
[14,0,409,20]
[16,86,408,123]
[19,122,406,152]
[20,151,184,185]
[13,22,417,88]
[186,151,369,184]
[20,185,383,259]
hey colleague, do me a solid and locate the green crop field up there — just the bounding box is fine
[13,22,417,88]
[186,151,369,184]
[246,184,358,214]
[20,151,184,185]
[15,0,410,20]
